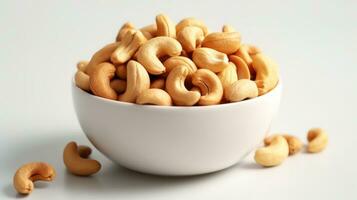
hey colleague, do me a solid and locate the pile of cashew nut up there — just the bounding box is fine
[75,14,280,106]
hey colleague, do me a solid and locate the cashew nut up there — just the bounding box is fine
[307,128,328,153]
[140,24,157,39]
[111,29,147,64]
[229,55,251,80]
[13,162,56,194]
[176,17,209,36]
[150,78,165,89]
[254,135,289,167]
[217,62,238,89]
[177,26,204,53]
[222,24,235,32]
[136,88,172,106]
[63,141,101,176]
[156,14,176,38]
[192,69,223,105]
[235,44,261,71]
[202,32,241,54]
[116,22,135,41]
[118,60,150,102]
[163,56,197,76]
[192,47,230,73]
[110,79,127,94]
[165,65,201,106]
[89,62,117,100]
[85,42,119,75]
[75,70,90,91]
[116,64,127,80]
[77,61,88,72]
[224,79,258,102]
[251,53,279,95]
[265,134,303,155]
[136,36,182,75]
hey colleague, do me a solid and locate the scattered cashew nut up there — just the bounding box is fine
[254,135,289,167]
[177,26,204,53]
[224,79,258,102]
[192,47,230,73]
[136,88,172,106]
[89,62,117,100]
[156,14,176,38]
[307,128,328,153]
[192,69,223,105]
[202,32,241,54]
[265,134,303,155]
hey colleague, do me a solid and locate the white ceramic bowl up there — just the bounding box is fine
[72,80,282,176]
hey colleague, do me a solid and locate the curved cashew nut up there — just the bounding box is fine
[192,69,223,105]
[110,79,127,94]
[136,36,182,75]
[63,141,101,176]
[140,24,157,39]
[176,17,209,36]
[265,134,303,155]
[163,56,197,76]
[85,42,119,75]
[156,14,176,38]
[202,32,241,54]
[116,64,127,80]
[229,55,251,80]
[13,162,56,194]
[118,60,150,102]
[77,61,88,72]
[111,29,147,64]
[89,62,117,100]
[254,135,289,167]
[192,47,230,73]
[218,62,238,89]
[222,24,235,32]
[75,70,90,91]
[177,26,204,53]
[224,79,258,102]
[307,128,328,153]
[116,22,135,41]
[251,53,279,95]
[235,44,261,72]
[165,65,201,106]
[136,88,172,106]
[150,78,165,89]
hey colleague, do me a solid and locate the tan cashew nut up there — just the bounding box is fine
[176,17,209,36]
[265,134,303,155]
[89,62,117,100]
[63,141,101,176]
[224,79,258,102]
[222,24,235,32]
[116,22,135,41]
[140,24,157,39]
[111,29,147,64]
[118,60,150,102]
[150,78,165,89]
[254,135,289,167]
[166,65,201,106]
[136,36,182,75]
[252,53,279,95]
[77,61,88,71]
[235,44,261,71]
[163,56,197,76]
[307,128,328,153]
[116,64,127,80]
[229,55,251,80]
[110,79,127,94]
[177,26,204,53]
[13,162,56,194]
[192,47,230,73]
[202,32,241,54]
[192,69,223,105]
[218,62,238,89]
[85,42,119,75]
[136,88,172,106]
[75,70,90,91]
[156,14,176,38]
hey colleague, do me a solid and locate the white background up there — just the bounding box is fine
[1,0,356,199]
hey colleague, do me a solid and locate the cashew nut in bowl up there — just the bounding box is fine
[265,134,303,155]
[251,53,279,95]
[163,56,197,76]
[13,162,56,194]
[140,24,157,39]
[222,24,235,32]
[202,32,241,54]
[177,26,204,53]
[77,61,88,72]
[89,62,117,100]
[116,64,127,80]
[111,29,147,64]
[254,135,289,167]
[235,44,261,73]
[224,79,258,102]
[192,47,230,73]
[75,70,90,91]
[118,60,150,103]
[136,88,172,106]
[166,65,201,106]
[150,78,165,89]
[191,69,223,105]
[63,141,101,176]
[116,22,135,41]
[85,42,119,75]
[307,128,328,153]
[136,36,182,75]
[156,14,176,38]
[217,62,238,89]
[229,55,251,80]
[110,79,127,94]
[176,17,209,36]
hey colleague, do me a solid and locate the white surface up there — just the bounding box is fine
[72,81,281,175]
[0,0,356,199]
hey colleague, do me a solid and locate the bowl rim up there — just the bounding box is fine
[72,77,281,110]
